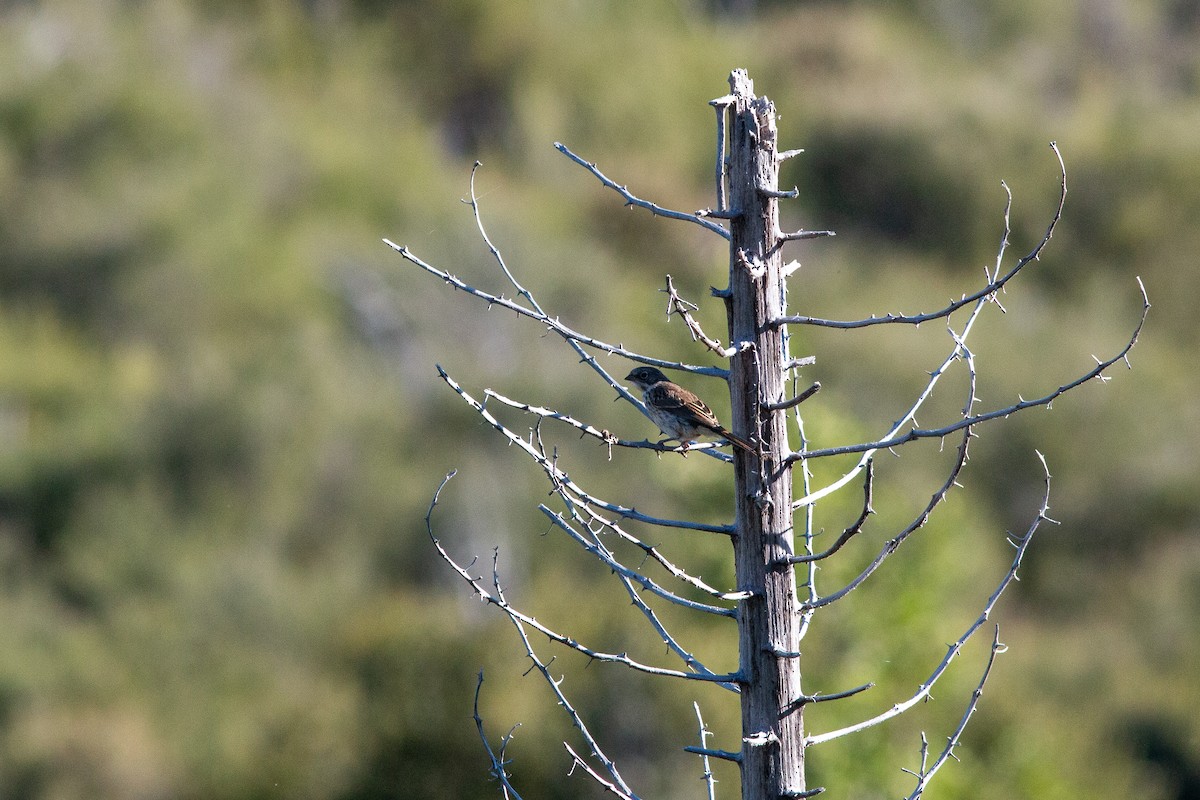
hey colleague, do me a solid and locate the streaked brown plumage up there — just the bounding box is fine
[624,366,755,454]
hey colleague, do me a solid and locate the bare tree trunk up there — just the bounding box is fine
[725,69,806,798]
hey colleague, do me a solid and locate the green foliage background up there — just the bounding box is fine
[0,0,1196,798]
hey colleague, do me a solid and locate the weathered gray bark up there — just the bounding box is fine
[724,69,806,798]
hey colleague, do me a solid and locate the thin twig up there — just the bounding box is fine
[786,681,876,712]
[693,702,719,800]
[392,169,750,465]
[762,381,821,412]
[566,743,638,800]
[555,142,732,240]
[803,332,980,599]
[539,507,735,618]
[473,671,526,800]
[804,407,972,609]
[790,278,1149,467]
[805,453,1050,746]
[560,499,747,600]
[482,387,733,462]
[383,240,726,382]
[790,271,992,508]
[770,142,1068,330]
[786,459,873,564]
[791,260,1146,526]
[441,367,734,533]
[683,745,742,763]
[790,375,820,642]
[535,466,743,693]
[388,159,731,429]
[778,228,836,242]
[904,626,1006,799]
[710,98,730,213]
[425,474,740,683]
[664,274,750,358]
[493,562,640,799]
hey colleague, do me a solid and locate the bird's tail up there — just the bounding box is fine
[720,428,756,454]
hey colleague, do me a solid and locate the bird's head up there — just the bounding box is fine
[624,366,670,390]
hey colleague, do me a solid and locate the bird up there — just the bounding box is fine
[624,366,755,454]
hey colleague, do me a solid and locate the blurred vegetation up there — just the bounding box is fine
[0,0,1195,798]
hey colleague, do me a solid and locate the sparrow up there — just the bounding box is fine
[624,366,755,454]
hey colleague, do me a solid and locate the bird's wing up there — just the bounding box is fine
[649,383,721,428]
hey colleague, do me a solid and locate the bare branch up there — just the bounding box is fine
[800,332,981,599]
[425,474,740,683]
[664,274,751,358]
[787,681,876,711]
[565,743,639,800]
[554,142,732,240]
[698,207,741,220]
[391,172,763,474]
[495,566,639,799]
[778,228,836,242]
[783,356,817,371]
[425,468,459,536]
[791,280,1149,467]
[467,161,538,311]
[538,507,735,619]
[791,265,1146,535]
[561,499,747,601]
[785,459,873,565]
[804,422,971,609]
[770,142,1068,331]
[793,405,820,643]
[805,453,1050,746]
[901,734,931,787]
[483,386,736,463]
[762,381,821,412]
[692,703,720,800]
[904,626,1006,799]
[388,161,738,477]
[473,671,526,800]
[531,432,744,695]
[791,276,992,508]
[439,366,734,533]
[484,389,619,447]
[383,239,726,381]
[710,98,729,213]
[684,745,742,763]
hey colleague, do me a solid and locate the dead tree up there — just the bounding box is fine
[387,69,1147,799]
